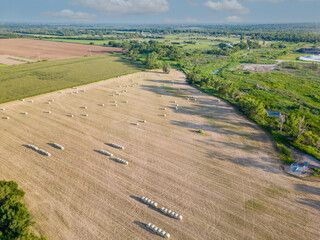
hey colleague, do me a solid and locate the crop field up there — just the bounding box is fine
[0,39,122,61]
[0,70,319,240]
[0,54,143,103]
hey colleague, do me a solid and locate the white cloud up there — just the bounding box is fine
[44,9,97,22]
[164,17,199,24]
[204,0,250,14]
[71,0,169,16]
[225,15,245,22]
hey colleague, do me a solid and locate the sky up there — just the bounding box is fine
[1,0,320,24]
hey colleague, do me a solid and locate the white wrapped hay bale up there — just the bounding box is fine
[27,144,39,151]
[52,143,64,150]
[80,106,87,109]
[115,158,128,165]
[3,116,10,119]
[99,150,113,156]
[160,207,183,220]
[44,111,51,114]
[146,222,170,239]
[38,149,51,156]
[81,114,88,117]
[110,143,125,149]
[98,104,105,106]
[20,99,25,101]
[0,108,5,110]
[27,100,34,103]
[21,112,28,115]
[141,197,158,207]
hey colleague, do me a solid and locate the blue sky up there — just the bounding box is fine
[1,0,320,24]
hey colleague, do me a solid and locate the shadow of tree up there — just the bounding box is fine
[294,184,320,196]
[206,150,282,174]
[297,198,320,211]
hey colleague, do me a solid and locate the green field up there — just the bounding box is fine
[0,54,144,103]
[278,53,307,61]
[45,38,110,46]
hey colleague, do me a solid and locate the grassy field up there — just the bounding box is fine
[278,53,308,61]
[0,54,144,103]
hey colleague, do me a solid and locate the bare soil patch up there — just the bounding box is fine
[236,62,281,73]
[0,70,319,239]
[0,39,122,61]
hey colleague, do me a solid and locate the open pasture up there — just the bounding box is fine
[0,38,122,61]
[0,70,319,240]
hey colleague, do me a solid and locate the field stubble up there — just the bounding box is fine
[0,70,319,239]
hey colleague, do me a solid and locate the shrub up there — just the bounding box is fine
[197,129,205,134]
[277,144,294,164]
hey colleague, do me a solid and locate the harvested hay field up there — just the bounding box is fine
[0,38,122,61]
[0,54,36,65]
[0,70,319,240]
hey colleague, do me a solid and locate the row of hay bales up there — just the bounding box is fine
[26,144,51,156]
[111,143,125,149]
[146,223,170,239]
[98,145,128,164]
[52,143,64,150]
[115,158,129,165]
[141,196,158,208]
[98,150,113,157]
[160,207,183,220]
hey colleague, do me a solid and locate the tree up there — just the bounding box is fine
[162,62,171,74]
[146,52,159,69]
[297,116,309,139]
[238,97,267,122]
[0,181,47,240]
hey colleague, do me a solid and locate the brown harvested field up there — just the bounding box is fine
[0,38,122,61]
[0,70,319,240]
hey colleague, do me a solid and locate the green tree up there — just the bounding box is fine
[0,181,47,240]
[146,52,159,69]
